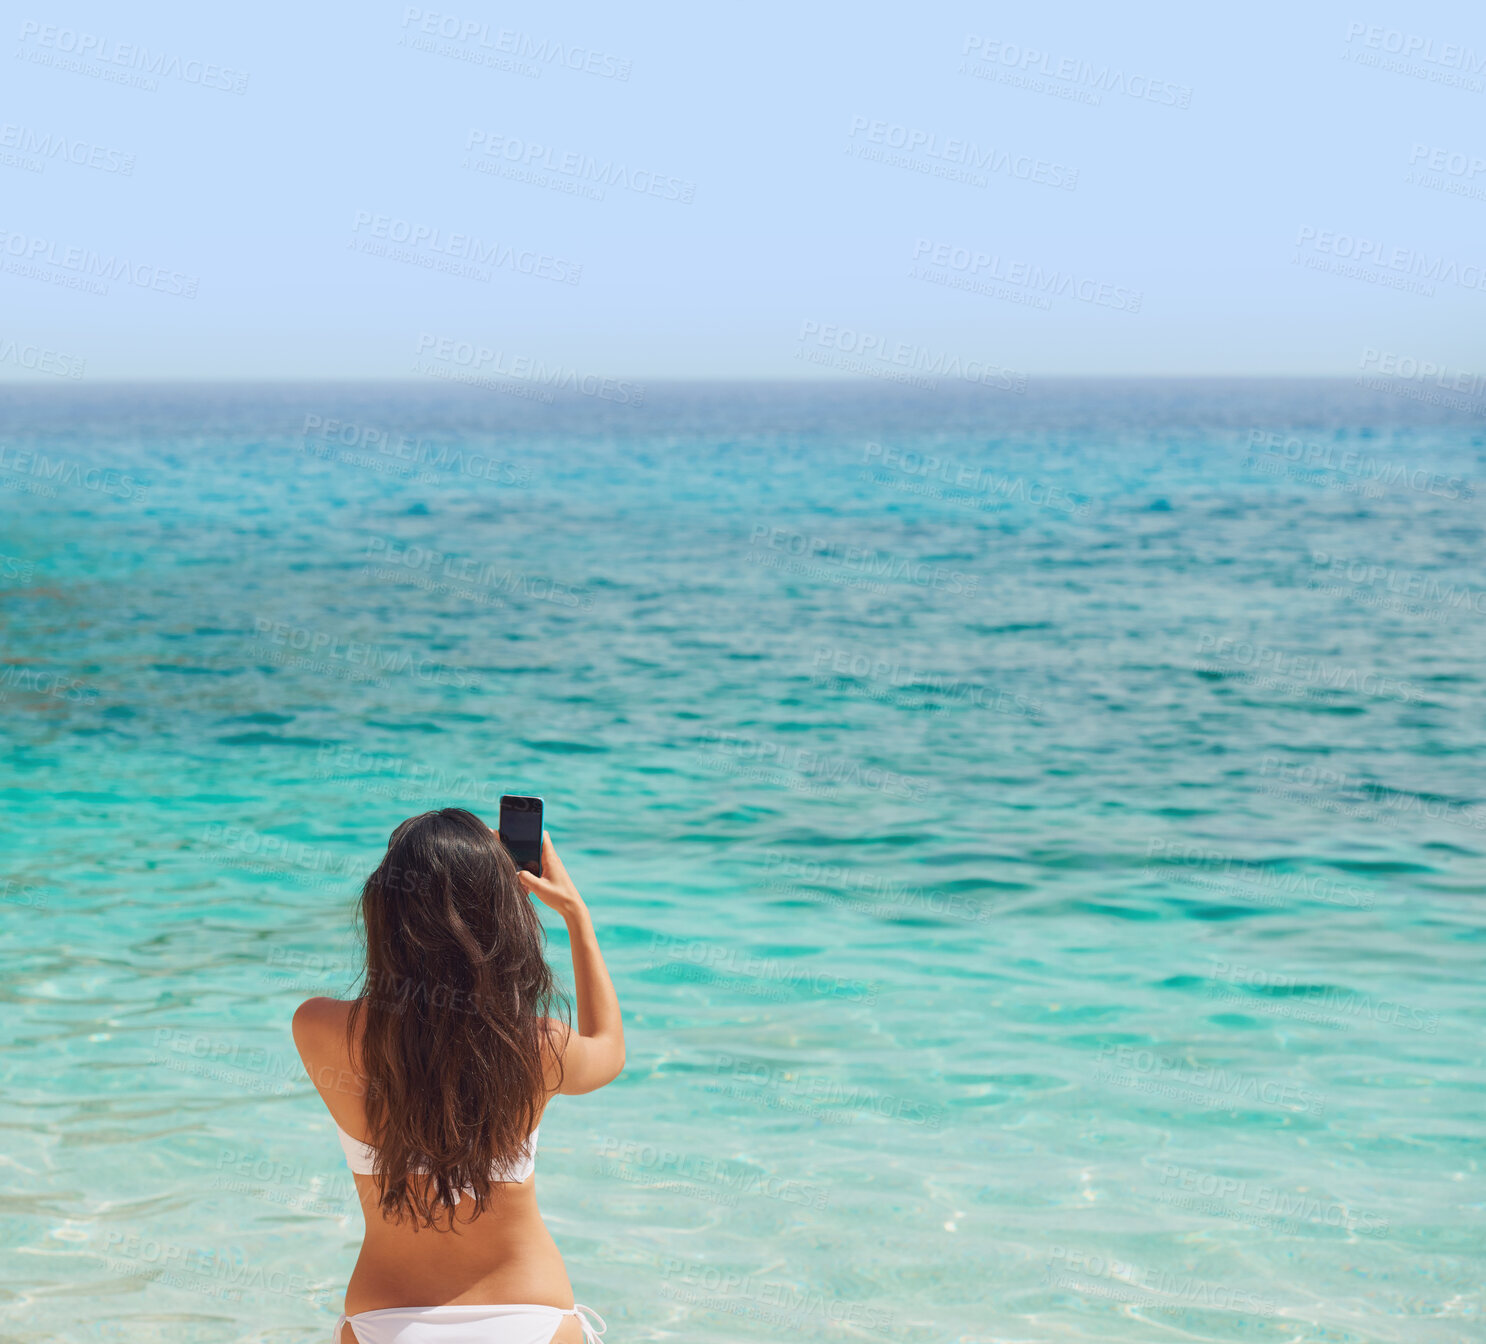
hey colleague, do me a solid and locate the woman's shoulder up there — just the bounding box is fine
[291,996,355,1061]
[291,998,369,1127]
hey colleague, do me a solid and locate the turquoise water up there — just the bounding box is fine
[2,380,1483,1343]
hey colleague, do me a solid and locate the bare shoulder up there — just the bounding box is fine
[291,997,366,1119]
[292,996,354,1061]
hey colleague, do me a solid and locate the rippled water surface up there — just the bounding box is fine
[2,381,1483,1342]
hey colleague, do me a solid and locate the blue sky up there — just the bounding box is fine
[5,0,1486,379]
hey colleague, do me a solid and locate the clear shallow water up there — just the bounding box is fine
[1,380,1482,1343]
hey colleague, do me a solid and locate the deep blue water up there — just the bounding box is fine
[2,379,1483,1342]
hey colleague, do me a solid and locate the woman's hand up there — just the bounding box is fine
[515,832,586,919]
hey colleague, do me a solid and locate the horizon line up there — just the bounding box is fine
[0,372,1431,389]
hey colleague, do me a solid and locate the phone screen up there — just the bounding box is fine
[499,795,543,877]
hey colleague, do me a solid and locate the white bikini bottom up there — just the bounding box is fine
[334,1302,606,1344]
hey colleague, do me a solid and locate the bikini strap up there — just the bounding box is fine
[333,1313,347,1344]
[570,1303,607,1342]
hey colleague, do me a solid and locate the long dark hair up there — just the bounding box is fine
[347,808,564,1226]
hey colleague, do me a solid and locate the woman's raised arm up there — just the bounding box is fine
[516,831,625,1095]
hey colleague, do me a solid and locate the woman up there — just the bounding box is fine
[292,809,624,1344]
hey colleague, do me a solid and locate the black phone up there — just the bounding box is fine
[498,795,544,877]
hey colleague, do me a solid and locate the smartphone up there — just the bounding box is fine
[498,795,544,877]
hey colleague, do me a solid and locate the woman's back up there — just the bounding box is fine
[295,996,577,1326]
[291,815,623,1344]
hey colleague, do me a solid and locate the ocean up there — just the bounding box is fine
[1,379,1482,1342]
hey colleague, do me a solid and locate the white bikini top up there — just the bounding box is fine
[334,1121,539,1193]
